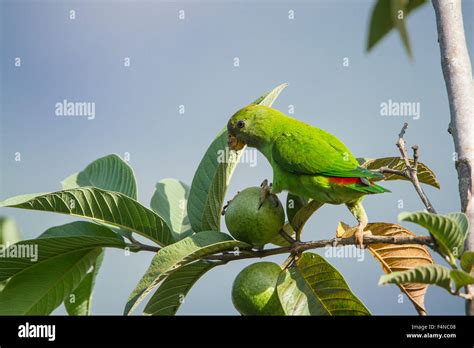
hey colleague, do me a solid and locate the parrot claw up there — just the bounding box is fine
[346,201,370,248]
[354,228,372,249]
[258,179,274,209]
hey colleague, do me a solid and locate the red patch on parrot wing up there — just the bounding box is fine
[328,177,362,185]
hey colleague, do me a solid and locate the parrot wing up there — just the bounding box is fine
[271,128,384,179]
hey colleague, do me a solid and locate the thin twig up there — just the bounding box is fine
[390,123,438,214]
[412,145,419,170]
[378,124,437,213]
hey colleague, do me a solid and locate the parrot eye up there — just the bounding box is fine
[237,120,245,129]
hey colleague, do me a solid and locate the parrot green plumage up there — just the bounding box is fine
[227,104,390,246]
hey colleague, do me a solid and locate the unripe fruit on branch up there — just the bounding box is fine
[232,262,284,315]
[224,187,285,248]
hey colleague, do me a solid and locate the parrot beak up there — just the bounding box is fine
[227,134,245,151]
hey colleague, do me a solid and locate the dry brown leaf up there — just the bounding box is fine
[336,222,434,315]
[360,157,441,189]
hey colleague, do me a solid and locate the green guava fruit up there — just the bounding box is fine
[224,187,285,247]
[232,262,285,315]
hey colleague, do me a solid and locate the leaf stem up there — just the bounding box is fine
[129,241,160,253]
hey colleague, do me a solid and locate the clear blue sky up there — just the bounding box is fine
[1,0,473,315]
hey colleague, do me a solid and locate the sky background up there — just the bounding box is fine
[1,0,473,315]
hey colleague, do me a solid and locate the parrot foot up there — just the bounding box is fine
[258,180,279,209]
[354,227,372,249]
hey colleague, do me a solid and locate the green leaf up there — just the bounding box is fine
[359,157,440,189]
[62,154,139,241]
[276,252,370,315]
[0,187,173,246]
[269,223,295,247]
[356,157,372,165]
[187,83,288,232]
[125,230,249,315]
[379,264,452,292]
[0,216,21,246]
[450,270,474,292]
[446,212,469,240]
[252,82,289,106]
[286,193,308,224]
[399,211,468,261]
[380,263,474,293]
[62,154,137,199]
[277,268,327,315]
[277,193,323,246]
[64,250,104,315]
[187,129,243,232]
[291,200,324,237]
[143,260,217,315]
[0,217,22,291]
[367,0,426,58]
[367,0,393,52]
[151,179,192,241]
[289,198,324,240]
[460,251,474,273]
[60,156,138,314]
[390,0,412,58]
[0,221,126,282]
[0,248,102,315]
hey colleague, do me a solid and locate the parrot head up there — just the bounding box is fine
[227,104,277,151]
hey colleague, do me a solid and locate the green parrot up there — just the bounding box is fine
[227,104,390,247]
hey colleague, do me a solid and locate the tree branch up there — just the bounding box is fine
[204,234,434,263]
[432,0,474,315]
